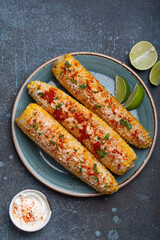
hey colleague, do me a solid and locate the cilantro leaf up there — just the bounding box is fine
[104,133,110,140]
[95,104,102,109]
[80,84,87,89]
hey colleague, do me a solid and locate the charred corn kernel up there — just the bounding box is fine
[27,81,137,175]
[16,103,118,194]
[52,54,151,149]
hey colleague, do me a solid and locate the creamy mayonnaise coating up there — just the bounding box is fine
[11,190,51,231]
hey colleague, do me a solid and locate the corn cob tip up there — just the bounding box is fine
[27,81,35,89]
[16,103,37,122]
[54,55,65,67]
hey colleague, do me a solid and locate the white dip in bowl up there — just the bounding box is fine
[9,189,52,232]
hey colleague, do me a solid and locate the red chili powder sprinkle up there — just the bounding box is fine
[12,200,38,224]
[44,89,57,104]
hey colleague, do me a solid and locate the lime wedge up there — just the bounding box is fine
[149,61,160,86]
[115,75,130,103]
[129,41,158,70]
[124,83,145,110]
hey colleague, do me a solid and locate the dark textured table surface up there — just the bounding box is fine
[0,1,160,239]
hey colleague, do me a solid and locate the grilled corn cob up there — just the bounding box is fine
[52,54,151,148]
[28,81,137,175]
[16,103,118,194]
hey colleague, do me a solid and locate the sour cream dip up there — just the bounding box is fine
[9,189,51,232]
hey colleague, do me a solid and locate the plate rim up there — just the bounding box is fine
[11,51,158,197]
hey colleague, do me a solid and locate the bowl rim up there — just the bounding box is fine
[11,51,158,197]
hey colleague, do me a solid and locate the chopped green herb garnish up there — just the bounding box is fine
[73,148,77,152]
[56,144,59,151]
[60,134,64,139]
[119,119,125,125]
[64,67,66,71]
[97,136,103,144]
[56,103,63,111]
[97,149,102,155]
[104,184,112,188]
[78,75,80,77]
[125,121,132,130]
[104,133,110,140]
[68,69,71,72]
[79,166,82,173]
[65,61,72,67]
[95,104,102,109]
[97,149,108,159]
[56,106,62,111]
[72,109,76,113]
[93,175,98,181]
[38,131,43,136]
[38,92,44,98]
[72,79,77,84]
[34,112,37,115]
[35,125,38,131]
[93,91,99,94]
[93,163,99,174]
[65,77,68,80]
[52,135,55,138]
[37,87,40,90]
[50,140,55,145]
[32,121,38,131]
[119,119,132,130]
[61,71,64,74]
[55,96,59,100]
[80,160,84,164]
[80,84,87,89]
[75,125,78,129]
[108,105,111,108]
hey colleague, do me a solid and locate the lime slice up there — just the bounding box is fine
[129,41,158,70]
[149,61,160,86]
[115,75,130,103]
[124,83,145,110]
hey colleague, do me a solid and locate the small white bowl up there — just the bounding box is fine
[9,189,52,232]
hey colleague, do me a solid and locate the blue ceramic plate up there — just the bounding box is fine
[12,52,158,197]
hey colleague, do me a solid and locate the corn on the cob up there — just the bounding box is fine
[52,54,151,148]
[28,81,137,175]
[16,103,118,194]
